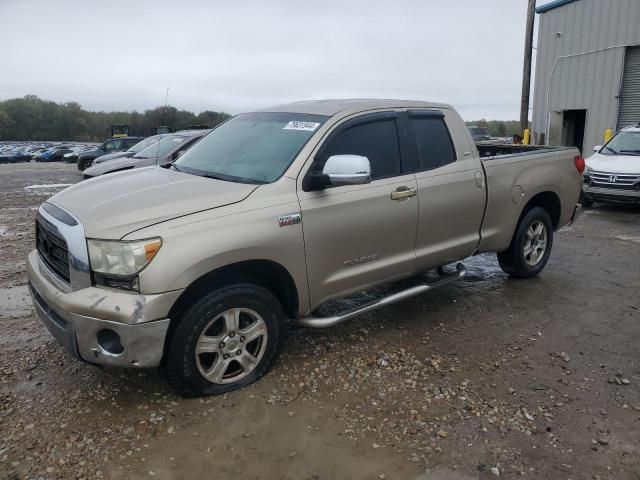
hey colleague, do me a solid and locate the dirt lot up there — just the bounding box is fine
[1,162,639,480]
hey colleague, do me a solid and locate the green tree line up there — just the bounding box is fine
[465,119,522,137]
[0,95,231,141]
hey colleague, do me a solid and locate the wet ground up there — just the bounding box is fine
[1,163,639,480]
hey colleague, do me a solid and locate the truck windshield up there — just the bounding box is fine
[173,112,329,183]
[601,131,640,156]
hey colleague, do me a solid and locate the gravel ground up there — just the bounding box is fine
[1,162,639,480]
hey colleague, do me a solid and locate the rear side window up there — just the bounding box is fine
[319,118,401,180]
[410,117,456,171]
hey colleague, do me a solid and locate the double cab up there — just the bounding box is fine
[28,99,583,396]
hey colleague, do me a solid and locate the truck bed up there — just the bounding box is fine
[477,143,569,159]
[476,143,581,254]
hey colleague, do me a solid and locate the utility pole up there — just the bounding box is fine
[520,0,536,134]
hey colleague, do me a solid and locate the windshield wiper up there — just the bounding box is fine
[199,171,265,185]
[169,163,183,172]
[620,149,640,155]
[603,146,619,155]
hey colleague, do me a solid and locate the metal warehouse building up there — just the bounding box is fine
[532,0,640,154]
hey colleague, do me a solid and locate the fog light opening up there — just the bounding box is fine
[97,329,124,355]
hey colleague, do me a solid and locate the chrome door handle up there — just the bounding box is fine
[391,187,417,200]
[475,171,484,188]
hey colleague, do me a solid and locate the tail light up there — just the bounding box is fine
[574,156,585,175]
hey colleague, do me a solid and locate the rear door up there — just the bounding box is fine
[405,109,486,270]
[298,112,419,307]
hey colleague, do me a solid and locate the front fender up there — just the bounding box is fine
[126,193,310,315]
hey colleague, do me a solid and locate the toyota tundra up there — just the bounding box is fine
[28,99,584,396]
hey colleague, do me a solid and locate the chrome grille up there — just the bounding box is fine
[36,217,70,283]
[589,170,640,189]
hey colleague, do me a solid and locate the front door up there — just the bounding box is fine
[297,112,419,308]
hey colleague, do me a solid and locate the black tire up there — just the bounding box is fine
[580,191,594,208]
[78,158,93,170]
[497,206,554,278]
[164,283,288,397]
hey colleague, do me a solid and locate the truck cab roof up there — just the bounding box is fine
[258,99,452,116]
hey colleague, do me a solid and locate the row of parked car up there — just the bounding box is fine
[0,142,99,164]
[78,130,211,178]
[0,129,212,178]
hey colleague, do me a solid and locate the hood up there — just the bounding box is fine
[84,155,160,176]
[78,148,104,160]
[50,166,259,239]
[586,152,640,174]
[94,150,133,164]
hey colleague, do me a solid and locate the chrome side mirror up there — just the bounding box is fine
[593,145,602,152]
[322,154,371,186]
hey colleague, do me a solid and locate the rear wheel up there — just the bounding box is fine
[164,283,287,397]
[497,207,553,278]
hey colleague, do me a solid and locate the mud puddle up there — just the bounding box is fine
[108,400,421,480]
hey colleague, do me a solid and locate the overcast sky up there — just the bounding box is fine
[0,0,545,120]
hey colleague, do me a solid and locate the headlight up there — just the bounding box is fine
[87,238,162,276]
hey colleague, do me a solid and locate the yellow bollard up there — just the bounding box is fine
[604,128,613,143]
[523,129,530,145]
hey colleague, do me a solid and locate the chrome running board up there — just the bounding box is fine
[296,263,466,329]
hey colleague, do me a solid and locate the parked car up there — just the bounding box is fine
[63,145,98,164]
[582,125,640,206]
[83,131,208,178]
[35,145,73,162]
[0,146,33,163]
[91,135,163,165]
[27,99,583,397]
[468,126,491,142]
[77,137,143,170]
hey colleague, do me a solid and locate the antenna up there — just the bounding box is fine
[156,87,170,167]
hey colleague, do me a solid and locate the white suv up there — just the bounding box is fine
[583,126,640,206]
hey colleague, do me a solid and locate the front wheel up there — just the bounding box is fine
[497,206,554,278]
[164,283,288,397]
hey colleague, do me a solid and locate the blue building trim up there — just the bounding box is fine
[535,0,577,14]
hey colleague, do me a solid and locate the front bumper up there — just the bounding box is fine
[27,250,182,368]
[583,185,640,204]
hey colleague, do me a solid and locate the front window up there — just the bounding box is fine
[316,118,401,180]
[600,131,640,156]
[173,112,328,184]
[135,135,186,159]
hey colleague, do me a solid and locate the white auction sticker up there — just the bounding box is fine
[283,121,321,131]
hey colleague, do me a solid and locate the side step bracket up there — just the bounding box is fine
[296,263,466,329]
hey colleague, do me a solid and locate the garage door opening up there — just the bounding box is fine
[618,46,640,130]
[562,109,586,153]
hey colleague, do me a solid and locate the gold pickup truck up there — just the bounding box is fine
[27,99,584,396]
